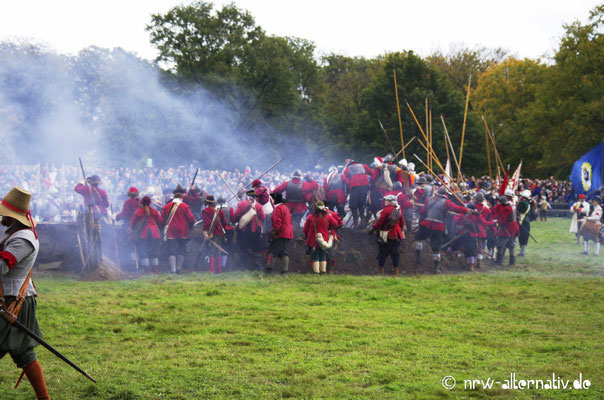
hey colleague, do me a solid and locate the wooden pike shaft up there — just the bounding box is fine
[393,136,417,159]
[440,115,461,180]
[413,154,465,204]
[483,113,492,178]
[425,97,430,170]
[458,75,472,183]
[393,70,406,158]
[379,120,396,156]
[429,105,433,171]
[481,115,504,171]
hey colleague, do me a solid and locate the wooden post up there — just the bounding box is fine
[458,75,472,183]
[393,70,406,159]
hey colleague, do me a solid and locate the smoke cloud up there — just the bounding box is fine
[0,41,325,171]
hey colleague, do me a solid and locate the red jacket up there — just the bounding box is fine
[202,207,227,237]
[183,190,203,216]
[453,213,496,238]
[419,198,469,232]
[117,198,140,222]
[491,204,519,237]
[475,203,492,239]
[130,207,163,239]
[233,200,266,233]
[273,178,307,214]
[302,180,319,203]
[74,183,109,215]
[303,213,339,248]
[327,210,343,239]
[374,204,404,240]
[253,186,271,206]
[342,163,373,189]
[323,176,346,204]
[161,200,196,239]
[271,203,294,239]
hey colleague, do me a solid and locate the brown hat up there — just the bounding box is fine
[314,200,327,211]
[0,187,36,229]
[204,195,216,205]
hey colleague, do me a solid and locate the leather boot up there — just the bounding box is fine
[495,249,504,266]
[433,259,441,274]
[393,267,399,277]
[378,267,385,275]
[469,263,475,272]
[414,249,422,265]
[24,360,49,400]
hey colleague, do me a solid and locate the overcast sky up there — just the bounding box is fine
[0,0,599,61]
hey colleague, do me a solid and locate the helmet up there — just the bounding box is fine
[383,154,393,163]
[499,195,509,205]
[466,201,476,210]
[407,162,415,172]
[393,181,402,191]
[474,192,485,203]
[436,187,448,197]
[520,189,531,199]
[416,176,427,185]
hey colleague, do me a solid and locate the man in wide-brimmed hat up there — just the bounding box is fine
[0,187,49,399]
[201,195,227,273]
[74,174,109,217]
[232,190,266,270]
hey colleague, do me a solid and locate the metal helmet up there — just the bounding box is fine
[474,192,485,203]
[383,154,394,163]
[520,189,531,199]
[436,187,448,197]
[499,195,509,205]
[466,201,476,210]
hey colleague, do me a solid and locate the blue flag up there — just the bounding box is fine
[570,142,603,198]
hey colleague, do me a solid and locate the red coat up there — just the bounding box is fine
[130,207,163,239]
[374,204,405,240]
[274,178,307,214]
[302,180,319,203]
[74,183,109,215]
[453,213,496,238]
[202,207,227,236]
[116,198,140,222]
[327,210,343,239]
[271,203,294,239]
[475,203,492,239]
[491,204,519,237]
[233,200,266,232]
[161,200,196,239]
[253,186,271,206]
[183,190,203,216]
[342,163,373,188]
[419,198,469,232]
[303,213,339,248]
[323,177,346,204]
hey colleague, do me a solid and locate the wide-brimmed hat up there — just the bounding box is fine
[314,200,327,211]
[246,189,258,198]
[0,187,36,229]
[173,184,186,194]
[87,175,101,185]
[204,195,216,205]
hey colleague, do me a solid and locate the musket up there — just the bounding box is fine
[0,303,96,383]
[190,168,199,189]
[378,120,397,156]
[226,157,284,203]
[194,205,226,269]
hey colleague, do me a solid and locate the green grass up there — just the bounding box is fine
[1,218,602,399]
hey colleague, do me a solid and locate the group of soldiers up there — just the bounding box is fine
[68,155,559,277]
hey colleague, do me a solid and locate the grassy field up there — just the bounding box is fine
[1,218,602,399]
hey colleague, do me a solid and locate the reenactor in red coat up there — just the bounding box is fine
[201,195,228,273]
[116,187,141,223]
[161,190,196,273]
[342,160,374,228]
[130,196,163,273]
[415,187,473,272]
[74,175,109,217]
[323,166,346,219]
[233,190,266,270]
[273,170,307,228]
[449,202,496,271]
[369,194,405,276]
[491,195,520,266]
[303,201,340,274]
[266,192,294,274]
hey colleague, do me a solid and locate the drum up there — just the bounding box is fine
[579,220,603,242]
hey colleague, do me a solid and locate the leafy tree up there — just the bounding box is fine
[529,4,603,176]
[473,58,548,172]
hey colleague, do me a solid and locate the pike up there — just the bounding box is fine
[378,120,397,156]
[226,158,284,203]
[393,136,416,159]
[413,154,465,204]
[218,172,238,197]
[190,168,199,188]
[0,302,97,383]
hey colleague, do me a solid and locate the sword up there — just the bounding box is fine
[0,305,97,383]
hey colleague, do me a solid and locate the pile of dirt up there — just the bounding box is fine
[31,223,498,276]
